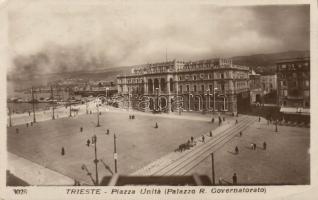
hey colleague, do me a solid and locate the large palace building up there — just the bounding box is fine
[117,58,250,114]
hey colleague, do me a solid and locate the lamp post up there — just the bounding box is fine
[92,135,99,185]
[86,100,88,114]
[31,87,36,123]
[96,104,100,127]
[51,85,55,120]
[156,88,159,111]
[213,87,218,114]
[113,134,118,173]
[211,153,215,185]
[188,93,193,111]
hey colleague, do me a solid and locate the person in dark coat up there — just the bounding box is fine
[80,127,83,132]
[16,128,19,134]
[155,122,158,128]
[26,123,29,127]
[61,147,65,155]
[263,142,267,150]
[211,118,214,123]
[232,173,237,185]
[235,119,238,125]
[190,136,194,143]
[235,146,239,154]
[86,139,90,147]
[239,131,242,137]
[202,135,205,143]
[210,131,213,137]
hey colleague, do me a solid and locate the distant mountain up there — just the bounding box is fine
[8,50,309,91]
[232,50,309,74]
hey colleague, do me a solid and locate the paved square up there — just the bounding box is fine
[188,121,310,185]
[7,111,220,185]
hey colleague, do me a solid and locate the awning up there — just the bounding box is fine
[280,107,310,115]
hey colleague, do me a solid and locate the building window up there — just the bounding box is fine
[208,74,212,79]
[179,76,182,81]
[179,85,183,93]
[305,80,309,87]
[193,75,197,81]
[193,85,197,92]
[187,85,189,92]
[221,73,224,79]
[209,85,212,92]
[284,90,288,97]
[304,90,310,97]
[201,85,204,92]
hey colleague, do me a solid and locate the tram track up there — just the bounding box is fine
[151,115,256,176]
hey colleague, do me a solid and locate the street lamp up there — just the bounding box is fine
[155,88,159,111]
[96,104,100,127]
[8,106,12,127]
[188,93,193,111]
[213,88,218,114]
[31,87,36,123]
[113,134,118,173]
[91,135,99,185]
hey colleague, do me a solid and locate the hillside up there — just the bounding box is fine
[8,50,309,90]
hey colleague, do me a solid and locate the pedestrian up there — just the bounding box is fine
[211,118,214,123]
[232,173,237,185]
[202,135,205,143]
[263,142,267,150]
[80,127,83,132]
[28,111,31,116]
[239,131,242,137]
[235,146,239,154]
[258,116,261,122]
[26,123,29,128]
[191,136,194,143]
[16,128,19,134]
[253,143,257,150]
[61,147,65,156]
[155,122,158,128]
[106,129,110,135]
[86,139,90,147]
[210,131,213,137]
[235,119,238,125]
[250,143,254,150]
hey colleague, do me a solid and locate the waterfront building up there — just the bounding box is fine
[276,57,310,117]
[117,58,250,113]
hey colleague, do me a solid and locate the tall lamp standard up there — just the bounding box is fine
[213,87,218,114]
[91,135,99,185]
[96,104,100,127]
[113,134,118,173]
[155,88,159,111]
[188,93,193,111]
[31,87,36,123]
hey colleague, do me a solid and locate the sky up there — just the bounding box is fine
[8,0,310,74]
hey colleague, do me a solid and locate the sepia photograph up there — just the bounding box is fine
[1,0,317,199]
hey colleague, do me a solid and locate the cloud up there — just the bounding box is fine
[8,1,310,74]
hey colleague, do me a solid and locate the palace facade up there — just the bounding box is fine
[117,58,250,113]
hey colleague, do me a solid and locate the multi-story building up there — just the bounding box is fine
[260,74,277,94]
[249,70,262,104]
[117,58,250,114]
[276,57,310,113]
